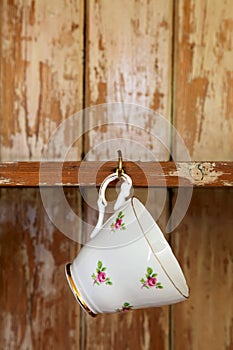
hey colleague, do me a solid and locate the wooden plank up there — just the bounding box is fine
[0,1,84,349]
[0,188,81,350]
[84,0,172,161]
[81,306,170,350]
[173,0,233,160]
[0,0,83,160]
[82,1,172,349]
[172,1,233,349]
[0,161,233,187]
[171,189,233,350]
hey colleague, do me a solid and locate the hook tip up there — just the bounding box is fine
[117,150,122,158]
[117,150,123,177]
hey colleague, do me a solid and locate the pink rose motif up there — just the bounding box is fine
[122,306,131,312]
[92,261,113,286]
[111,211,126,232]
[116,302,133,312]
[147,277,157,287]
[140,267,163,289]
[97,271,106,283]
[114,219,122,229]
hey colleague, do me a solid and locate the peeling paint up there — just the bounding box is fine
[172,190,233,350]
[34,244,57,297]
[175,0,233,160]
[0,0,83,160]
[141,314,150,350]
[86,0,170,161]
[169,162,225,185]
[222,181,233,186]
[0,178,12,184]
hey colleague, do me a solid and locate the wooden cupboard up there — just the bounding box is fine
[0,1,232,349]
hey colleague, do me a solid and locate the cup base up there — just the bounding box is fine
[65,263,97,317]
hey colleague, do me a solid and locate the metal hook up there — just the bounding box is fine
[116,150,124,178]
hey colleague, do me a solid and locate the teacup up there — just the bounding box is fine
[65,172,189,316]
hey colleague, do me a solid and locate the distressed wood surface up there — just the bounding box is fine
[0,188,81,350]
[84,0,172,161]
[171,189,233,350]
[81,306,170,350]
[173,0,233,160]
[0,1,84,350]
[0,0,83,161]
[1,1,233,350]
[0,161,233,187]
[82,1,172,349]
[172,1,233,350]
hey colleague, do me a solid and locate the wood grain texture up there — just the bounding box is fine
[0,188,81,350]
[85,0,172,161]
[173,0,233,160]
[172,2,233,349]
[0,1,84,349]
[171,189,233,350]
[82,1,172,349]
[1,1,233,350]
[0,0,84,160]
[81,307,170,350]
[1,161,233,187]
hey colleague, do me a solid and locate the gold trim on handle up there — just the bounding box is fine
[65,263,97,317]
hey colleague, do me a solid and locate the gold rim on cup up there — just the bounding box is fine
[65,263,97,317]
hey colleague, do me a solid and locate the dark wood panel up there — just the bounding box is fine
[0,188,81,350]
[171,189,233,350]
[81,307,170,350]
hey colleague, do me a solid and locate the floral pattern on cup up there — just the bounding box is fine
[116,302,133,312]
[111,211,126,232]
[140,267,163,289]
[91,261,113,286]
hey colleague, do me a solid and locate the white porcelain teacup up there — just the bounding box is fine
[65,172,189,316]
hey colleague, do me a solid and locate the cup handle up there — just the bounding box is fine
[90,172,132,239]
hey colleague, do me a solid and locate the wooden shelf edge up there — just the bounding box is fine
[0,161,233,188]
